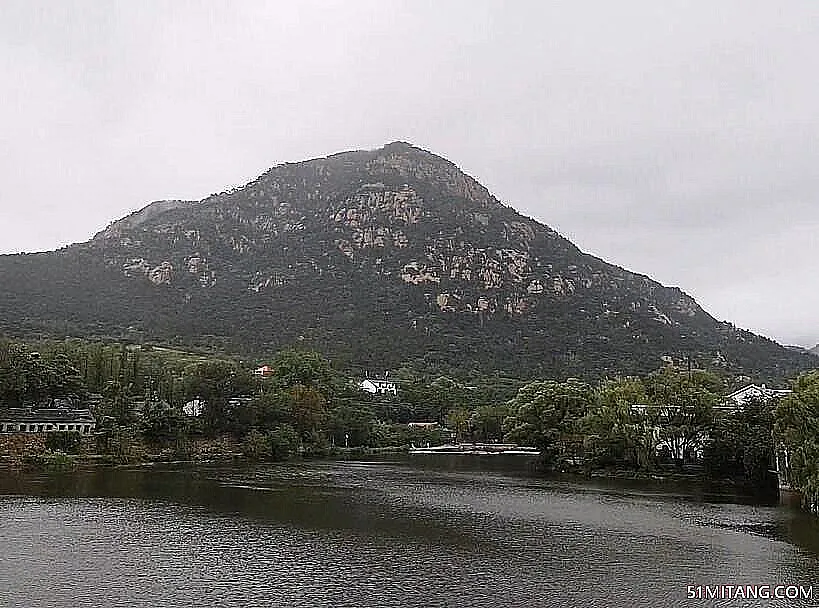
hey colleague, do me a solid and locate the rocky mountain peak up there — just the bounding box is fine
[1,143,814,380]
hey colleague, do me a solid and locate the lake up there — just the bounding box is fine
[1,456,818,607]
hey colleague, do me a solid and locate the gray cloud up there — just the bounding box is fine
[1,0,818,345]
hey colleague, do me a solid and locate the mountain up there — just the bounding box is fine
[0,142,813,380]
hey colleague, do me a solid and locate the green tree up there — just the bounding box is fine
[503,379,593,466]
[242,429,271,460]
[102,378,132,425]
[326,404,375,447]
[288,384,326,439]
[46,353,87,402]
[141,401,188,440]
[268,349,336,394]
[233,390,291,434]
[705,397,776,490]
[644,368,719,467]
[447,407,472,442]
[268,424,300,459]
[0,342,49,406]
[775,371,819,511]
[182,360,251,433]
[469,404,509,442]
[582,377,651,469]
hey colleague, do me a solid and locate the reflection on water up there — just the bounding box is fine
[1,457,819,607]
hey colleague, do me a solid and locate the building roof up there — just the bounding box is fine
[361,378,396,386]
[725,384,792,402]
[0,407,96,424]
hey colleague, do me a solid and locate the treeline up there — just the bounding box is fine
[2,336,817,502]
[0,338,522,460]
[499,368,781,490]
[499,367,819,504]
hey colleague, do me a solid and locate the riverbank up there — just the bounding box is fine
[0,434,794,506]
[0,431,416,471]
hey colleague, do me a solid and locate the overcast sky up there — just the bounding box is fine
[1,1,818,346]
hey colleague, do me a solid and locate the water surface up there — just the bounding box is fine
[1,457,818,607]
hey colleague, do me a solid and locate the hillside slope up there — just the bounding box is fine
[0,142,811,380]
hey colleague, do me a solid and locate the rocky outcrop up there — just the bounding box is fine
[97,200,192,238]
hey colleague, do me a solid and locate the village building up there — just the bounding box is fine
[228,396,254,409]
[721,384,792,411]
[0,406,97,435]
[359,377,398,395]
[182,399,206,417]
[407,422,439,430]
[183,396,253,417]
[253,365,275,378]
[628,384,793,462]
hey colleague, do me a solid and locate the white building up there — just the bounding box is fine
[182,399,205,417]
[721,384,792,411]
[253,365,274,378]
[359,378,398,395]
[407,422,439,430]
[0,407,96,435]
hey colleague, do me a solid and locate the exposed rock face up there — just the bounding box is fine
[98,200,192,237]
[0,141,813,379]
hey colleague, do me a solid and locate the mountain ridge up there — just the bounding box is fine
[0,142,812,381]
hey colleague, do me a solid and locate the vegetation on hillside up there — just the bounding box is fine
[2,336,813,503]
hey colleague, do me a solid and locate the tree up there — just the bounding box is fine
[469,404,509,443]
[102,378,132,425]
[141,400,187,440]
[644,368,718,467]
[447,407,472,442]
[182,360,250,433]
[326,404,375,447]
[0,342,48,406]
[268,349,336,394]
[288,384,326,439]
[503,379,593,466]
[268,424,300,459]
[398,375,472,424]
[775,371,819,511]
[46,353,87,402]
[233,390,291,435]
[705,397,776,490]
[242,429,271,460]
[582,377,651,469]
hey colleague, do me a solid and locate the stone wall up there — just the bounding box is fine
[0,432,98,459]
[0,433,47,461]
